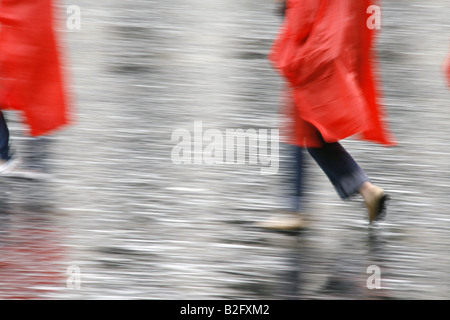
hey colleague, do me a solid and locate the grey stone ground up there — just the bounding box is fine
[1,0,450,299]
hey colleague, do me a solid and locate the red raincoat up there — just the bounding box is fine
[0,0,70,136]
[269,0,395,147]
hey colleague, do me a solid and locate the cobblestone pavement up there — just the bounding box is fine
[1,0,450,299]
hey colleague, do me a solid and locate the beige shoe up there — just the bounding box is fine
[364,186,388,223]
[257,212,307,230]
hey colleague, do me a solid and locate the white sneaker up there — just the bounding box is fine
[0,157,21,174]
[5,168,54,180]
[0,158,53,180]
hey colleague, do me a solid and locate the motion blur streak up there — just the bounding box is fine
[1,0,450,299]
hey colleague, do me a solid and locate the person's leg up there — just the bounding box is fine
[258,143,307,230]
[288,144,305,212]
[0,111,20,174]
[0,111,11,161]
[306,132,387,222]
[307,138,369,200]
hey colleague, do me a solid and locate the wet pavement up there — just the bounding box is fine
[1,0,450,300]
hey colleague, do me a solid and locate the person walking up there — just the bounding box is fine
[263,0,396,227]
[257,0,309,230]
[0,0,70,175]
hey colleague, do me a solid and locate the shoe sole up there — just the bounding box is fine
[0,158,21,174]
[255,218,308,231]
[3,169,54,181]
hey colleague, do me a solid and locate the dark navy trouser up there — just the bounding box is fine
[0,111,11,161]
[285,135,370,212]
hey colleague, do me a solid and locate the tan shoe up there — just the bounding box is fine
[364,186,389,223]
[256,212,307,230]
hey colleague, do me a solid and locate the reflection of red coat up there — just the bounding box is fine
[0,225,66,299]
[0,0,70,136]
[270,0,395,147]
[444,51,450,88]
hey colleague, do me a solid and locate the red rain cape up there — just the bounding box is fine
[269,0,395,147]
[0,0,70,136]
